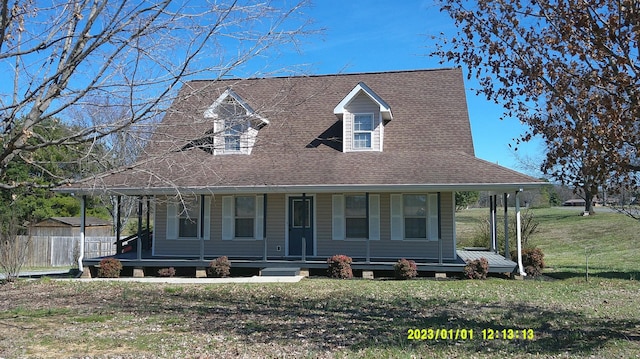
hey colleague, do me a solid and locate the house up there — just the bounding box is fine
[57,69,544,277]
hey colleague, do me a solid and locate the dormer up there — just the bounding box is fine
[334,82,392,152]
[203,88,268,155]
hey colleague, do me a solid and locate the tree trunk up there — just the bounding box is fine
[584,190,594,215]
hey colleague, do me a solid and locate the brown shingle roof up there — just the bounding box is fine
[59,69,544,194]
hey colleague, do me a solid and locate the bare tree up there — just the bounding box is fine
[0,212,30,282]
[0,0,312,190]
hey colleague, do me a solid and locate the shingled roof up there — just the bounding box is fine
[59,68,544,195]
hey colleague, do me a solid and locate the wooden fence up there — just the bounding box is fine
[16,236,116,268]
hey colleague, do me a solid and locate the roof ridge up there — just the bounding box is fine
[185,67,461,83]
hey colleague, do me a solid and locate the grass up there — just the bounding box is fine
[0,207,639,358]
[456,206,640,279]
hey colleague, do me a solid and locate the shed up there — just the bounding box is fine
[29,217,113,237]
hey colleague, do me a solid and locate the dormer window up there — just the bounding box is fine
[224,122,246,152]
[201,88,268,155]
[334,82,392,153]
[353,114,374,149]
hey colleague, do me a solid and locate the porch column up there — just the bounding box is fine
[146,197,151,250]
[116,196,122,254]
[301,193,306,262]
[515,190,526,276]
[503,193,510,260]
[199,194,205,262]
[137,196,143,261]
[78,195,86,271]
[490,195,497,253]
[263,193,267,261]
[365,192,370,263]
[438,192,443,264]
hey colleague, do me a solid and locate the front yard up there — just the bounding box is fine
[1,276,639,358]
[2,207,639,358]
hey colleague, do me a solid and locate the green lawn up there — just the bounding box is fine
[456,206,640,279]
[0,207,639,358]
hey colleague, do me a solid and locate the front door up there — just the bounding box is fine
[288,196,314,257]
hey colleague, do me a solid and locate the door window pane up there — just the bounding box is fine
[292,199,310,228]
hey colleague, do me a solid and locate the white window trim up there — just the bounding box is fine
[222,195,264,240]
[166,196,211,241]
[352,113,375,151]
[390,193,439,241]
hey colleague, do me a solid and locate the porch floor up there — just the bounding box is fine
[85,249,517,274]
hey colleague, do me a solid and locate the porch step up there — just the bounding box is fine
[259,267,301,277]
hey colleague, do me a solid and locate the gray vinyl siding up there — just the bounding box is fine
[153,192,455,260]
[154,194,286,257]
[316,192,456,260]
[343,93,382,152]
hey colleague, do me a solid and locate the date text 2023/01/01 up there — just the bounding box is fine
[407,328,535,341]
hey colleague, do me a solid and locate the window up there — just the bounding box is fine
[332,194,379,241]
[178,197,199,238]
[353,114,373,149]
[345,195,367,238]
[403,195,426,239]
[234,196,255,238]
[224,122,244,152]
[166,196,210,240]
[390,193,439,241]
[222,195,263,240]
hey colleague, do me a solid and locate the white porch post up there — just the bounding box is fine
[263,193,267,261]
[137,196,143,261]
[503,193,510,260]
[78,195,86,272]
[199,194,205,262]
[366,192,370,263]
[515,190,526,276]
[490,195,497,253]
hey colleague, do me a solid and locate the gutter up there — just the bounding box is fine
[55,182,548,197]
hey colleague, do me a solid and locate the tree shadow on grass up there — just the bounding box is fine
[546,266,640,281]
[117,283,640,356]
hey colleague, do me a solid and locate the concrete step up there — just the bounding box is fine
[259,267,300,277]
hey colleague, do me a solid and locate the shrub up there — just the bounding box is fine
[510,247,545,277]
[208,256,231,278]
[157,267,176,277]
[394,258,418,280]
[98,258,123,278]
[463,257,489,279]
[327,254,353,279]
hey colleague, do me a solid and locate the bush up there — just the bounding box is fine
[208,256,231,278]
[394,258,418,280]
[510,247,545,277]
[157,267,176,277]
[98,258,123,278]
[463,257,489,279]
[327,254,353,279]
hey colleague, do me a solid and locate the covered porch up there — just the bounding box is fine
[81,248,518,277]
[72,186,531,278]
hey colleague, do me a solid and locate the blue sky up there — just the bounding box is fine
[239,0,545,175]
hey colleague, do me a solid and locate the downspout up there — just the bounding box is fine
[76,195,86,277]
[515,190,527,276]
